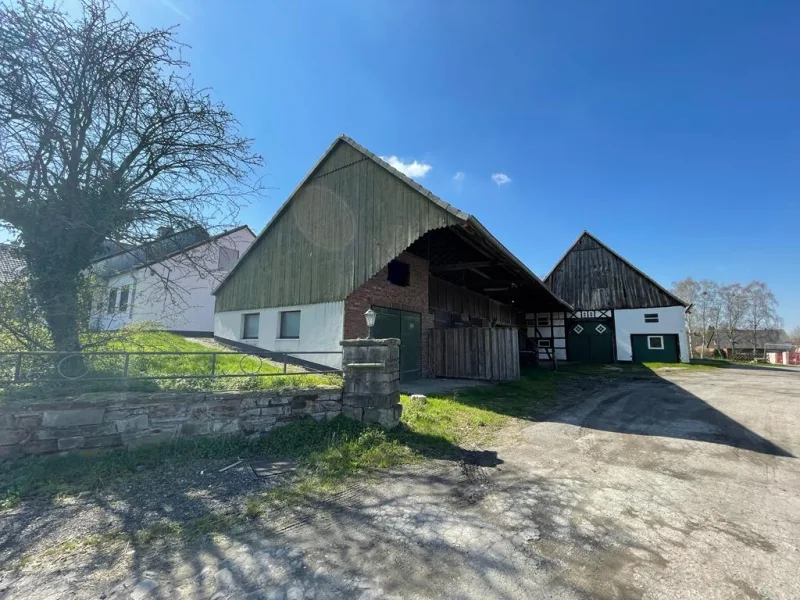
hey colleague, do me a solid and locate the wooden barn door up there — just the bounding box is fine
[429,327,520,380]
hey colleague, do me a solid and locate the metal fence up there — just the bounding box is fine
[0,350,343,384]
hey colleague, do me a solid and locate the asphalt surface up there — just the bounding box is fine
[2,366,798,599]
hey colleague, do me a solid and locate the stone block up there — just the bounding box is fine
[15,415,41,429]
[240,416,277,434]
[178,421,213,437]
[207,404,238,419]
[21,439,58,455]
[240,408,262,417]
[341,405,364,421]
[115,415,150,433]
[0,429,27,446]
[321,400,342,411]
[41,408,105,428]
[262,405,290,417]
[266,396,291,406]
[212,420,240,434]
[125,430,176,450]
[82,434,123,449]
[0,444,21,459]
[362,403,402,428]
[148,403,189,420]
[57,436,86,451]
[0,414,15,429]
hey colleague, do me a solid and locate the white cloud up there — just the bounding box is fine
[380,155,432,179]
[453,171,465,182]
[491,172,512,186]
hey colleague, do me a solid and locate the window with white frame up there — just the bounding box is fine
[644,313,659,323]
[537,338,552,348]
[118,285,130,312]
[107,288,117,313]
[218,247,240,270]
[279,310,301,339]
[242,313,260,339]
[647,336,664,350]
[536,315,550,327]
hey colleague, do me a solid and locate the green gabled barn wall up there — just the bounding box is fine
[215,140,461,311]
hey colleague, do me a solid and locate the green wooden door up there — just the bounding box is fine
[372,306,421,382]
[567,321,614,363]
[631,334,679,364]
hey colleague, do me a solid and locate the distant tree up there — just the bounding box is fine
[743,281,780,357]
[719,284,749,357]
[673,278,722,359]
[0,0,262,355]
[790,326,800,347]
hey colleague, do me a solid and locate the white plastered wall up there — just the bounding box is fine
[613,306,689,363]
[214,301,345,369]
[525,312,567,361]
[93,229,254,333]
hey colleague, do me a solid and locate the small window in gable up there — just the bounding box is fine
[387,260,410,287]
[107,288,117,313]
[644,313,659,323]
[536,315,550,327]
[218,247,240,270]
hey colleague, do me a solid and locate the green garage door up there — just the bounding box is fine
[631,334,679,364]
[371,306,421,382]
[567,321,614,364]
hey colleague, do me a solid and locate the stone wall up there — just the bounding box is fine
[0,387,342,459]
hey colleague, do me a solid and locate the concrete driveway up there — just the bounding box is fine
[3,367,799,599]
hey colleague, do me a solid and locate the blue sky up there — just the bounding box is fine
[111,1,800,327]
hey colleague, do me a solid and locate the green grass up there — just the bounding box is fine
[0,330,341,400]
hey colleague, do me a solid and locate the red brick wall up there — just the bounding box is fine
[343,251,434,376]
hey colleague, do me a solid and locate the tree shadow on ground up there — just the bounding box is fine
[444,365,795,458]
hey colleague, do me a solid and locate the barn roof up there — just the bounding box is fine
[214,135,570,312]
[545,231,688,310]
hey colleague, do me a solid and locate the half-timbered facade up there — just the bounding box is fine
[213,135,569,379]
[530,232,689,364]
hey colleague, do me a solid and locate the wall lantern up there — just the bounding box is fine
[364,308,377,338]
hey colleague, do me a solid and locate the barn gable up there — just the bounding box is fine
[214,136,464,311]
[545,232,687,310]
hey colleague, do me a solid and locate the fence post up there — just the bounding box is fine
[210,352,216,376]
[123,353,130,378]
[283,353,287,374]
[13,354,21,382]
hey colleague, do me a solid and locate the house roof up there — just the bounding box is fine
[93,225,253,278]
[0,244,25,283]
[544,231,688,310]
[214,135,571,311]
[709,329,792,349]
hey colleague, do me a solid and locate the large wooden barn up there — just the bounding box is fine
[213,135,569,381]
[529,231,690,364]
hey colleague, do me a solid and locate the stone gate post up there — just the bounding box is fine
[340,338,402,428]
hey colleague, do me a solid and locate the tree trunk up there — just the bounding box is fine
[29,271,87,377]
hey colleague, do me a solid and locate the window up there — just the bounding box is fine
[536,315,550,327]
[107,288,117,313]
[279,310,301,339]
[242,313,260,339]
[537,339,552,348]
[387,260,410,286]
[218,247,240,270]
[644,313,659,323]
[647,336,664,350]
[118,285,130,312]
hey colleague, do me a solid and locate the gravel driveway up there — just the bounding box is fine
[2,366,799,599]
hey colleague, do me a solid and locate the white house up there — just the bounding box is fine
[529,231,690,364]
[91,225,254,334]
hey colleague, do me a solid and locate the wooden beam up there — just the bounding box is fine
[470,268,491,280]
[430,260,495,272]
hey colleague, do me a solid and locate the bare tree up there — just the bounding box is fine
[719,283,748,358]
[743,281,780,358]
[695,280,721,359]
[790,326,800,347]
[0,0,262,354]
[672,278,699,359]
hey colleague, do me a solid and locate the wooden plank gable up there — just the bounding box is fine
[215,139,462,311]
[545,232,687,310]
